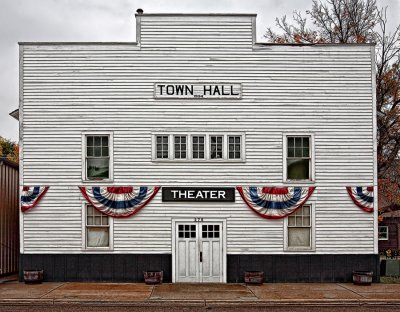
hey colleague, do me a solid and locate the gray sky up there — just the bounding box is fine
[0,0,398,142]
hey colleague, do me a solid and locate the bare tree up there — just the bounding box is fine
[266,0,400,181]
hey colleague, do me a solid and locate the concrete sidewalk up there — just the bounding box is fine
[0,280,400,309]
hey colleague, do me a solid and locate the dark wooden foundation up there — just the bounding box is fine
[20,253,380,283]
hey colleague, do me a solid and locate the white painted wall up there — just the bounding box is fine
[20,14,375,254]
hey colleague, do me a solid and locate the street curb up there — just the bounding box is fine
[1,298,400,306]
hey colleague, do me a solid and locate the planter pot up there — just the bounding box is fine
[143,271,163,284]
[23,270,44,284]
[244,271,264,284]
[352,271,373,285]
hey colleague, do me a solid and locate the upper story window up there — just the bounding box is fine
[174,135,187,159]
[210,136,223,159]
[84,134,113,181]
[153,133,245,162]
[228,136,241,159]
[192,136,205,159]
[378,226,388,240]
[284,134,314,182]
[156,135,169,159]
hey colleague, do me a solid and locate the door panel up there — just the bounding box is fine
[175,221,223,283]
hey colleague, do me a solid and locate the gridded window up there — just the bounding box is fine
[202,224,220,238]
[178,224,196,238]
[86,135,109,179]
[228,136,241,159]
[210,136,223,159]
[378,226,389,240]
[86,205,109,248]
[287,205,311,248]
[287,136,311,180]
[174,136,187,159]
[156,135,169,159]
[192,136,205,159]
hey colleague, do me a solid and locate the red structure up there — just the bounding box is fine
[379,210,400,255]
[0,158,19,276]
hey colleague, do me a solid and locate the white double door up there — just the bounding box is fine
[174,220,225,283]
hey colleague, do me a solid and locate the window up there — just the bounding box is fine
[156,135,169,159]
[285,135,312,181]
[153,133,245,161]
[85,205,111,248]
[286,205,313,250]
[210,135,223,159]
[174,135,187,159]
[378,226,389,240]
[228,136,241,159]
[192,136,205,159]
[85,135,110,180]
[178,224,196,238]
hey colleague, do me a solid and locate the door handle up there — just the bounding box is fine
[200,251,203,262]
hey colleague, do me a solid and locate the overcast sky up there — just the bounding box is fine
[0,0,398,142]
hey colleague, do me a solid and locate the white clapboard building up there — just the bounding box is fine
[18,11,378,283]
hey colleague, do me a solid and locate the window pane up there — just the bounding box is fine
[102,147,109,157]
[95,216,102,225]
[87,146,94,157]
[87,205,94,215]
[87,158,109,179]
[87,227,109,247]
[288,148,294,158]
[94,137,101,146]
[287,158,310,180]
[87,216,94,225]
[102,136,108,146]
[294,147,302,157]
[303,137,309,148]
[302,206,310,215]
[94,147,102,157]
[288,137,294,147]
[295,137,302,148]
[87,136,94,146]
[288,228,310,247]
[303,148,310,158]
[288,216,296,226]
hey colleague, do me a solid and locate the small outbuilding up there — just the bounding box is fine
[0,158,19,277]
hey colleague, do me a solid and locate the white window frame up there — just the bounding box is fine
[378,226,389,241]
[82,131,114,182]
[284,202,316,252]
[283,133,315,183]
[81,203,114,251]
[152,132,246,162]
[173,135,188,159]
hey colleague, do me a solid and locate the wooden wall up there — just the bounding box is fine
[19,14,376,255]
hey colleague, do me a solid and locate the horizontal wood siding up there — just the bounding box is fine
[21,15,375,255]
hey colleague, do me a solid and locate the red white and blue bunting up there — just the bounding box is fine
[346,186,374,213]
[21,186,49,212]
[79,186,160,218]
[237,186,315,219]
